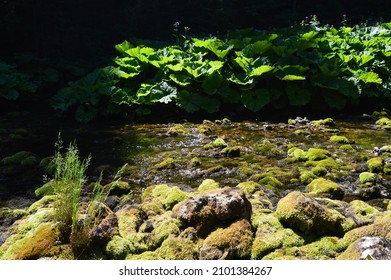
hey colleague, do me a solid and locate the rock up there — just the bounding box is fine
[349,200,379,224]
[34,181,55,199]
[154,158,175,170]
[221,146,241,157]
[375,117,391,130]
[127,251,163,260]
[287,147,307,161]
[1,151,39,166]
[90,213,118,245]
[147,184,190,210]
[311,118,335,127]
[198,179,220,192]
[212,138,228,149]
[188,157,202,168]
[200,220,253,260]
[337,236,391,260]
[251,223,304,259]
[254,140,282,157]
[359,172,380,185]
[236,181,261,196]
[276,191,349,236]
[157,236,198,260]
[197,124,213,135]
[288,117,309,125]
[306,178,345,199]
[306,148,331,161]
[172,187,252,235]
[258,176,283,190]
[106,180,132,196]
[167,124,189,136]
[366,157,384,173]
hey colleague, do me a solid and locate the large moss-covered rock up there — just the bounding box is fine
[306,148,331,161]
[236,181,261,196]
[212,137,228,148]
[359,172,379,185]
[157,236,198,260]
[1,151,39,166]
[366,157,384,173]
[154,158,175,170]
[167,124,190,136]
[330,135,350,144]
[251,223,304,259]
[349,200,379,224]
[376,117,391,130]
[198,179,220,192]
[172,187,252,236]
[150,184,189,210]
[306,178,344,199]
[200,220,253,260]
[337,236,391,260]
[276,191,349,236]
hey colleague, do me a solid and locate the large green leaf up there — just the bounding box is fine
[228,73,253,85]
[358,72,382,84]
[125,46,155,63]
[192,38,233,59]
[115,40,133,55]
[240,89,270,112]
[169,73,192,86]
[176,90,220,113]
[136,82,177,105]
[323,90,347,110]
[202,72,224,94]
[282,75,306,81]
[250,65,274,77]
[286,84,311,106]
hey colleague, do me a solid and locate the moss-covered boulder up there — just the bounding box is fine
[222,146,241,157]
[236,181,261,196]
[330,135,350,144]
[299,170,317,184]
[366,157,384,173]
[306,178,344,199]
[154,158,175,170]
[149,184,189,210]
[376,117,391,130]
[337,236,391,260]
[167,124,190,136]
[359,172,379,185]
[172,187,252,236]
[200,220,253,260]
[287,147,307,161]
[311,118,335,127]
[157,236,198,260]
[306,148,331,161]
[276,191,349,236]
[349,200,379,224]
[106,180,132,196]
[258,175,284,190]
[198,179,220,192]
[1,151,39,166]
[212,138,228,149]
[251,223,304,259]
[254,140,282,157]
[34,181,55,199]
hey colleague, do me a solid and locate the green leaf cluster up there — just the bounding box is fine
[51,21,391,121]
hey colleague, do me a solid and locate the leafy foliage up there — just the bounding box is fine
[51,21,391,121]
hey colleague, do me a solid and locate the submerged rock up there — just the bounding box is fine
[172,187,252,235]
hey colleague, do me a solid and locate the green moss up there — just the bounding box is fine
[154,157,175,170]
[212,138,228,149]
[339,144,354,151]
[188,157,202,168]
[126,251,162,260]
[311,166,328,176]
[197,124,213,135]
[116,207,143,238]
[198,179,220,192]
[305,158,339,170]
[359,172,379,184]
[203,143,214,150]
[254,140,281,157]
[35,181,55,199]
[158,237,198,260]
[276,191,347,236]
[384,163,391,175]
[140,202,164,216]
[311,118,334,127]
[307,178,344,199]
[153,218,181,245]
[106,180,131,196]
[236,181,261,196]
[294,129,311,136]
[105,235,130,259]
[39,156,55,175]
[300,170,317,184]
[306,148,331,161]
[342,214,391,245]
[251,224,304,259]
[202,220,254,259]
[152,184,189,210]
[167,124,190,136]
[258,175,284,190]
[349,200,379,224]
[287,147,307,161]
[375,117,391,129]
[366,157,384,173]
[330,135,350,144]
[27,195,55,214]
[0,222,60,260]
[1,151,38,165]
